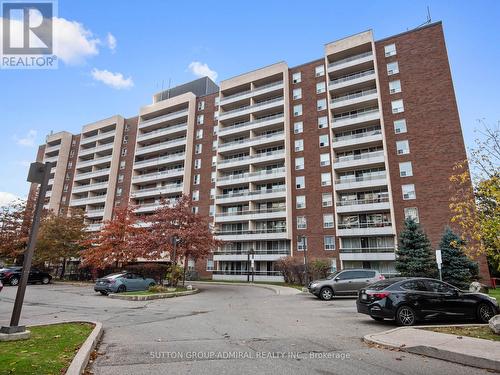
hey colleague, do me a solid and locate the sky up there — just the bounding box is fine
[1,0,499,204]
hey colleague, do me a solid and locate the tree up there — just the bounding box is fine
[134,195,220,282]
[35,207,87,277]
[395,218,436,278]
[439,227,479,289]
[80,206,141,270]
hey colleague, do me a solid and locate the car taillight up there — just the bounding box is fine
[368,291,390,300]
[4,271,12,277]
[378,275,385,280]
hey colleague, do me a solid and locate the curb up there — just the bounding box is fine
[191,281,303,295]
[108,288,199,301]
[363,325,500,371]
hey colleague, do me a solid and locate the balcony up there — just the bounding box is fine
[80,131,115,145]
[135,137,186,156]
[217,167,286,186]
[215,208,287,223]
[130,184,183,198]
[70,195,107,206]
[74,168,111,181]
[218,97,284,121]
[213,249,290,262]
[44,156,59,163]
[134,202,162,213]
[332,129,382,149]
[72,181,109,193]
[218,113,285,137]
[132,168,184,184]
[215,187,287,204]
[218,131,285,152]
[136,123,188,142]
[134,153,186,170]
[335,174,388,191]
[329,69,376,91]
[336,197,390,213]
[339,247,396,261]
[214,228,288,241]
[331,108,380,129]
[44,144,60,153]
[86,209,105,218]
[219,81,284,106]
[328,51,374,72]
[337,222,393,236]
[76,155,113,168]
[330,88,378,109]
[217,150,285,169]
[212,270,284,282]
[84,223,103,232]
[139,109,189,130]
[78,143,114,157]
[334,150,385,170]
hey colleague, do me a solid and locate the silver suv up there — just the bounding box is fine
[308,269,384,300]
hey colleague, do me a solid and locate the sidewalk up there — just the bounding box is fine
[190,281,303,296]
[364,325,500,371]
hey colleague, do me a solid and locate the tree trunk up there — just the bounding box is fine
[183,260,187,286]
[60,258,67,279]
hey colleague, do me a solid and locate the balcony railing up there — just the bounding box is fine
[331,88,377,104]
[218,167,286,182]
[132,168,184,181]
[214,248,290,255]
[134,152,185,167]
[335,173,387,184]
[76,155,112,168]
[338,222,392,229]
[219,150,285,165]
[340,247,395,253]
[80,130,115,144]
[137,137,187,151]
[140,109,189,127]
[215,227,287,236]
[72,181,109,192]
[212,270,282,276]
[130,184,183,195]
[221,81,283,102]
[337,197,389,206]
[137,123,187,140]
[219,113,284,133]
[330,69,375,85]
[219,131,284,149]
[333,129,382,143]
[333,107,379,122]
[220,97,284,116]
[216,187,286,200]
[74,168,111,179]
[328,51,373,68]
[79,143,114,155]
[216,207,286,217]
[335,150,384,163]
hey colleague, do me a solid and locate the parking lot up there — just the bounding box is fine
[0,283,490,375]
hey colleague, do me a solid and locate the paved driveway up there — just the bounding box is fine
[0,283,489,375]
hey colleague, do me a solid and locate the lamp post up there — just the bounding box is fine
[298,235,308,287]
[170,235,178,287]
[247,250,250,283]
[1,162,52,335]
[250,248,255,283]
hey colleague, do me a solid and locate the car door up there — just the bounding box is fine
[356,270,377,290]
[29,268,41,283]
[334,271,358,295]
[400,280,432,316]
[426,280,472,318]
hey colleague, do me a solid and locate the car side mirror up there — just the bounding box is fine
[334,277,340,282]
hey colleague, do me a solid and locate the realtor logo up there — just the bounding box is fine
[1,0,57,69]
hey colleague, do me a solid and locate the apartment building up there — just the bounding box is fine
[29,22,489,282]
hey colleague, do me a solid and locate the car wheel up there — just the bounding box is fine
[99,291,108,296]
[41,277,50,285]
[477,303,495,323]
[396,305,416,326]
[117,285,126,293]
[149,282,155,288]
[9,277,19,286]
[319,287,334,301]
[371,316,384,322]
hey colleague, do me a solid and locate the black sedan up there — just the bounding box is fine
[0,267,52,286]
[357,277,499,326]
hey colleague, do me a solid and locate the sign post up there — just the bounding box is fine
[435,249,442,281]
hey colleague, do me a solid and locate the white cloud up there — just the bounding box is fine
[91,68,134,90]
[53,17,100,65]
[188,61,218,82]
[106,32,117,53]
[14,129,37,147]
[0,192,20,207]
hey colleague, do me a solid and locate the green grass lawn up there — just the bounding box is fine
[488,288,500,303]
[423,325,500,342]
[122,287,187,296]
[198,279,305,291]
[0,322,94,375]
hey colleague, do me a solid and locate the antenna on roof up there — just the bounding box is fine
[410,6,432,30]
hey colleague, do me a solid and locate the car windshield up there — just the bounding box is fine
[326,271,341,280]
[104,273,126,279]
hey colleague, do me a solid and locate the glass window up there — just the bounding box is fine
[317,98,327,111]
[323,214,334,228]
[322,193,333,207]
[320,153,330,166]
[192,190,199,201]
[389,80,401,94]
[426,280,455,294]
[396,140,410,155]
[209,205,215,217]
[195,144,202,154]
[193,174,200,185]
[212,155,217,166]
[198,101,205,110]
[211,171,216,183]
[295,157,304,170]
[294,121,303,134]
[295,139,304,152]
[391,99,404,113]
[318,116,328,129]
[197,114,204,125]
[210,188,215,200]
[394,119,407,134]
[399,161,413,177]
[404,207,419,222]
[194,159,201,169]
[296,195,306,209]
[212,140,218,150]
[293,104,303,116]
[321,172,331,186]
[296,176,305,189]
[402,184,416,200]
[297,235,307,250]
[292,72,301,84]
[387,61,399,75]
[297,216,307,230]
[319,134,329,147]
[384,43,396,57]
[401,280,427,291]
[316,82,326,94]
[206,259,214,271]
[293,88,302,100]
[315,65,325,77]
[324,236,335,250]
[196,129,203,139]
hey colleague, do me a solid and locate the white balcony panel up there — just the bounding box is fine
[78,143,114,157]
[213,253,288,262]
[84,223,103,232]
[135,138,186,156]
[217,168,286,187]
[219,114,285,137]
[332,132,383,149]
[130,184,183,199]
[217,151,285,170]
[44,144,60,153]
[335,176,388,191]
[215,209,287,223]
[70,195,107,206]
[215,231,289,241]
[331,92,378,110]
[45,190,52,198]
[336,201,391,214]
[134,203,162,213]
[220,82,284,106]
[133,153,186,170]
[340,252,396,261]
[334,151,385,170]
[72,182,109,193]
[76,155,113,168]
[336,226,394,237]
[212,274,284,282]
[215,188,287,204]
[85,209,105,218]
[327,52,374,73]
[332,110,380,129]
[44,156,58,163]
[80,131,115,146]
[74,168,111,181]
[218,98,284,121]
[137,124,188,142]
[139,110,189,130]
[218,132,284,153]
[132,169,184,184]
[329,71,376,91]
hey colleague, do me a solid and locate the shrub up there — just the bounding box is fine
[148,285,170,293]
[276,256,334,284]
[166,264,184,287]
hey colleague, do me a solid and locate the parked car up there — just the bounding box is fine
[357,277,499,326]
[94,272,156,295]
[0,280,3,292]
[308,269,385,300]
[0,267,52,286]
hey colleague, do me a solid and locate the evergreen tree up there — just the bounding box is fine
[439,227,479,289]
[395,218,436,277]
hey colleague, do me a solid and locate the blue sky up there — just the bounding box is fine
[1,0,499,202]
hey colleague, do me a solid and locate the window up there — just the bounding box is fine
[209,205,215,217]
[192,206,199,214]
[296,176,305,189]
[72,139,76,145]
[399,161,413,177]
[319,134,329,147]
[318,116,328,129]
[322,193,333,207]
[404,207,419,223]
[214,111,219,121]
[293,104,303,116]
[123,135,128,144]
[316,82,326,94]
[320,153,330,166]
[212,155,217,167]
[296,195,306,209]
[211,171,216,183]
[297,235,307,250]
[324,236,335,250]
[212,140,218,150]
[206,259,214,271]
[391,99,404,113]
[195,144,202,154]
[116,187,122,196]
[295,139,304,152]
[402,184,416,200]
[118,174,124,182]
[70,150,75,157]
[317,98,327,111]
[297,216,307,230]
[321,172,331,186]
[323,214,334,228]
[294,121,303,134]
[120,161,126,169]
[213,125,218,135]
[192,190,200,201]
[401,280,427,291]
[315,65,325,77]
[384,43,396,57]
[293,88,302,100]
[426,280,455,294]
[214,96,220,105]
[121,148,127,157]
[63,184,68,192]
[396,140,410,155]
[194,159,201,169]
[295,157,304,170]
[292,72,301,84]
[68,161,73,168]
[196,129,203,139]
[394,119,407,134]
[198,100,205,110]
[197,114,204,125]
[210,188,215,200]
[389,80,401,94]
[193,174,200,185]
[387,61,399,75]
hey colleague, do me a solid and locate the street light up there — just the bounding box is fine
[250,248,255,283]
[1,162,53,335]
[297,235,308,287]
